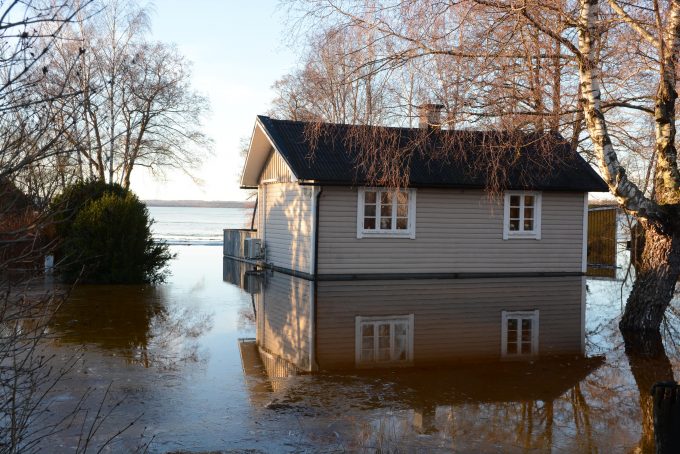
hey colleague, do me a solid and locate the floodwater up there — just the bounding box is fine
[36,244,680,453]
[149,206,252,245]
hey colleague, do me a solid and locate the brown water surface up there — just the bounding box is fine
[39,245,680,453]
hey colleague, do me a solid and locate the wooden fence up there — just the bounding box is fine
[223,228,256,259]
[587,206,617,278]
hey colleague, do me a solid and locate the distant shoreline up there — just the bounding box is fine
[144,200,255,208]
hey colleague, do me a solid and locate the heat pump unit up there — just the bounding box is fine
[243,271,262,295]
[244,238,263,259]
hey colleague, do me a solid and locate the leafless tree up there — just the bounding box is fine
[43,0,212,190]
[283,0,680,333]
[0,1,152,451]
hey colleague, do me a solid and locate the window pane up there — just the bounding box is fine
[397,204,408,217]
[396,218,408,230]
[361,349,374,362]
[524,207,533,219]
[510,207,520,219]
[394,336,407,360]
[362,324,374,337]
[510,195,520,207]
[378,348,391,361]
[507,318,517,353]
[524,195,534,206]
[362,336,374,350]
[396,191,408,204]
[378,323,390,337]
[521,342,532,354]
[381,203,392,217]
[394,322,408,361]
[380,218,392,229]
[524,219,534,230]
[509,219,520,231]
[364,218,375,229]
[380,192,391,204]
[522,319,532,332]
[364,204,376,217]
[365,191,376,204]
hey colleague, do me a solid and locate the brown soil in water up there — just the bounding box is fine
[30,246,680,453]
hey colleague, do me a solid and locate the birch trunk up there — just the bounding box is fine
[654,1,680,204]
[621,224,680,331]
[577,0,658,220]
[578,0,680,332]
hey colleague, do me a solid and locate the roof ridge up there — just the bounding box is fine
[253,115,607,192]
[263,115,570,140]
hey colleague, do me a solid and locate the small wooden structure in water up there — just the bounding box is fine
[587,204,618,278]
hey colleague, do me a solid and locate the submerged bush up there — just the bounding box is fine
[53,181,172,284]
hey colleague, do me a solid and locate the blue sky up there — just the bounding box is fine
[130,0,298,201]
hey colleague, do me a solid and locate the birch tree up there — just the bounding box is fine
[285,0,680,333]
[44,0,211,189]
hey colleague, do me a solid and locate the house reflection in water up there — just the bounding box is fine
[226,257,605,449]
[224,257,589,372]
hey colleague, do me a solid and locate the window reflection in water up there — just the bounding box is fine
[228,254,680,452]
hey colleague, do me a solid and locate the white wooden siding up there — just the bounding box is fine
[318,187,585,274]
[260,182,313,273]
[256,148,312,273]
[255,272,313,371]
[259,147,294,183]
[316,276,584,369]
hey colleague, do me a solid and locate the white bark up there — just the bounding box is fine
[577,0,661,220]
[653,0,680,202]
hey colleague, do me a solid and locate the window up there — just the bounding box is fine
[501,310,539,358]
[503,191,542,240]
[355,315,414,366]
[357,188,416,239]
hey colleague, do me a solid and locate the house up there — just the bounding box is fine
[228,110,608,370]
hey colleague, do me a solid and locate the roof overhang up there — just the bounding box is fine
[240,117,298,188]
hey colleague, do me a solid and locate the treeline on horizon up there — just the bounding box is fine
[144,200,255,208]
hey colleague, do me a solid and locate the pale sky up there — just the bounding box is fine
[130,0,297,201]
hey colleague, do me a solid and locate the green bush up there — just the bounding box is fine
[54,181,172,284]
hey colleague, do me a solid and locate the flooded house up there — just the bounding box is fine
[228,111,608,371]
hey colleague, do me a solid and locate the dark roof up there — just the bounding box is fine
[258,115,609,192]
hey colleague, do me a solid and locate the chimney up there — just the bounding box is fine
[418,103,445,129]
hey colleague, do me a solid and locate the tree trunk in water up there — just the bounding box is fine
[622,330,675,453]
[620,224,680,332]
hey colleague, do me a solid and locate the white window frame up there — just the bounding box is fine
[355,314,415,367]
[501,310,539,358]
[503,191,542,240]
[356,187,417,239]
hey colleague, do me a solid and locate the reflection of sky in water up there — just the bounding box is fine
[39,240,680,453]
[44,246,263,453]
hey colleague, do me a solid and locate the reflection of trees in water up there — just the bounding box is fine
[238,294,256,332]
[620,250,679,452]
[257,359,608,452]
[253,335,678,452]
[622,330,675,453]
[50,285,212,369]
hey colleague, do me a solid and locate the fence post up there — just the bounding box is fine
[652,381,680,453]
